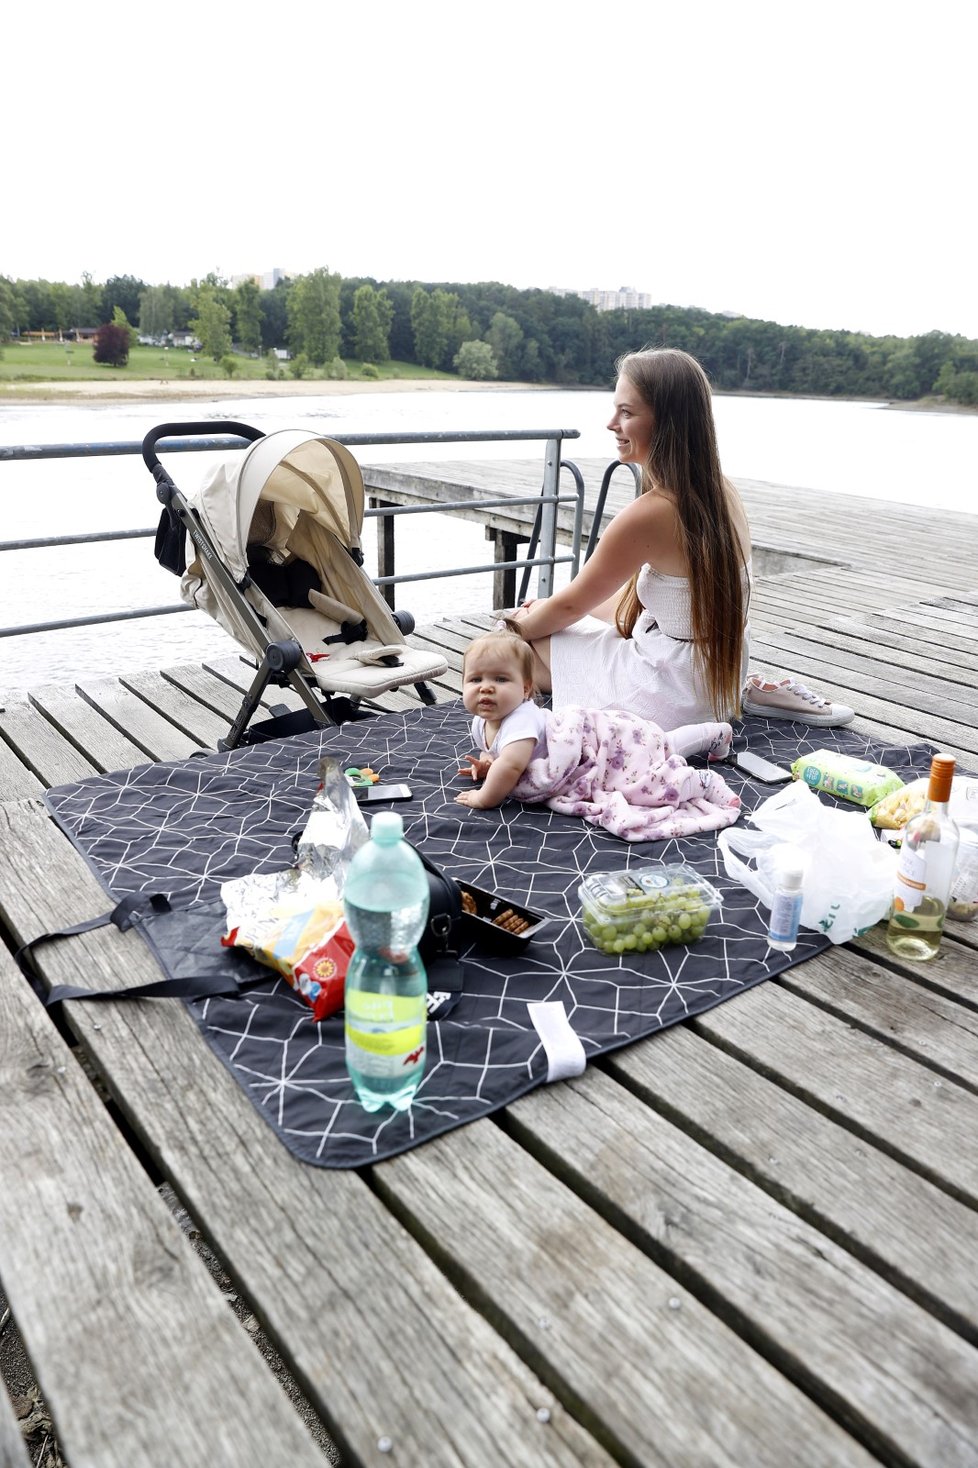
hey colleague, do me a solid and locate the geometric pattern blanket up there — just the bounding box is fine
[43,703,935,1168]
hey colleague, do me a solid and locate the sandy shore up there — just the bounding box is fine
[0,376,552,405]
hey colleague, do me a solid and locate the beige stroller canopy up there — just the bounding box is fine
[180,429,448,700]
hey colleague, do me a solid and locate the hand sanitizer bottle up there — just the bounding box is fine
[768,847,805,952]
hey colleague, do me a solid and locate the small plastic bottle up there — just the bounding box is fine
[343,810,429,1112]
[767,846,805,952]
[887,753,959,961]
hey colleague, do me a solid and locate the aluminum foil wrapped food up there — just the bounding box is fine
[220,757,369,1019]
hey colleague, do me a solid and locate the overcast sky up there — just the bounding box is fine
[7,0,975,339]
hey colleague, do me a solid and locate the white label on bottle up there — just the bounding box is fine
[895,842,954,913]
[951,840,978,904]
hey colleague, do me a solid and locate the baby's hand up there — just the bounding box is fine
[456,789,494,809]
[457,754,492,782]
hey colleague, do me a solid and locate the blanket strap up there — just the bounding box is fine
[527,1001,587,1082]
[15,893,263,1012]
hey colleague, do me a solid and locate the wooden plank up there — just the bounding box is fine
[820,619,978,675]
[606,1022,978,1338]
[754,629,978,718]
[0,800,613,1468]
[747,635,978,756]
[690,980,978,1206]
[852,924,978,1005]
[500,1068,978,1467]
[774,938,978,1089]
[0,1383,31,1468]
[0,726,44,802]
[28,683,153,773]
[840,612,978,659]
[118,669,233,747]
[0,854,328,1468]
[378,1112,874,1468]
[0,696,98,788]
[77,675,207,762]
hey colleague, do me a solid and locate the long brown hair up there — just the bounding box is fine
[613,348,746,717]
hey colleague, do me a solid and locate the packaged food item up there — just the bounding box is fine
[220,755,367,1020]
[580,864,721,955]
[221,869,355,1020]
[791,750,904,807]
[870,779,928,829]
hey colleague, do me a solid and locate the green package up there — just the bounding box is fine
[790,750,904,807]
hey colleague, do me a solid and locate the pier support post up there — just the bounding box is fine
[371,498,397,609]
[487,527,524,610]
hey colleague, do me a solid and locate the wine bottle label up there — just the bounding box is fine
[894,843,955,913]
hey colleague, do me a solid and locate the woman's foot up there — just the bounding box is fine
[743,673,854,727]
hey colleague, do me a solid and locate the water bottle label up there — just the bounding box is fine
[346,1018,425,1059]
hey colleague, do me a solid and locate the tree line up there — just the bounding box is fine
[1,268,977,406]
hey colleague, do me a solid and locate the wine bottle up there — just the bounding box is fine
[886,754,959,961]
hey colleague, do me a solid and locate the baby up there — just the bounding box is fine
[456,631,732,811]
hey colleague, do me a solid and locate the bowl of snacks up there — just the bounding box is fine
[457,882,547,952]
[580,864,722,955]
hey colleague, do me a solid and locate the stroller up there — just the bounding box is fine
[145,421,449,749]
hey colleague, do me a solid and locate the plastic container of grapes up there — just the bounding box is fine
[579,864,722,955]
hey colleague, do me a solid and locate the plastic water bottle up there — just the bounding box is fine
[343,810,429,1112]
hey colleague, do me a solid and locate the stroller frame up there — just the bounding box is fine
[145,421,441,750]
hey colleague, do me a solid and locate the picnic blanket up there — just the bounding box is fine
[512,706,741,841]
[42,702,937,1169]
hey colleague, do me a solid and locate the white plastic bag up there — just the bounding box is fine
[717,779,897,944]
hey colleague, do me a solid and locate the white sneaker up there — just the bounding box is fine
[742,673,855,727]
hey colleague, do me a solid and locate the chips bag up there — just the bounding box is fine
[220,756,368,1020]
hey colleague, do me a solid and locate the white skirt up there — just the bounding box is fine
[549,616,749,729]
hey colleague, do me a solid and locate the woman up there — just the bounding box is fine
[511,347,853,729]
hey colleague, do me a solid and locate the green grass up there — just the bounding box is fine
[0,340,455,385]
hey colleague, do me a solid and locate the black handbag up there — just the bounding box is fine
[412,847,464,1007]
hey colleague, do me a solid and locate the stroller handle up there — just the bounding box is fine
[142,421,265,475]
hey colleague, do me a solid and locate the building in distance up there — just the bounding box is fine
[550,285,656,312]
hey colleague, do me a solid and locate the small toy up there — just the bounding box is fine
[344,766,381,787]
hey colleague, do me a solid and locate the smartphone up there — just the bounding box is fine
[734,751,793,784]
[354,783,413,804]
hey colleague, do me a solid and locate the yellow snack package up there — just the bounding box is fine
[869,779,928,829]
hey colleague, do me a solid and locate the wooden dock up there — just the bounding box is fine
[1,471,978,1466]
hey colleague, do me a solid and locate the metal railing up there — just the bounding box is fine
[0,428,585,641]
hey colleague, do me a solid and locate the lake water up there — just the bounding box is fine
[1,389,976,693]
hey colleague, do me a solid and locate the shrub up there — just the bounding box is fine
[325,356,348,380]
[361,362,379,379]
[221,355,238,379]
[454,340,498,381]
[93,322,130,367]
[289,352,310,380]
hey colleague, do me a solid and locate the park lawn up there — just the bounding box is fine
[0,340,453,384]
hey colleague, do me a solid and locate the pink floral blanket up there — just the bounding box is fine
[512,708,741,843]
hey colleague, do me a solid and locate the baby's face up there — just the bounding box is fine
[462,647,530,722]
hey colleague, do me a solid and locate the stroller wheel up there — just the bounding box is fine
[391,609,415,637]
